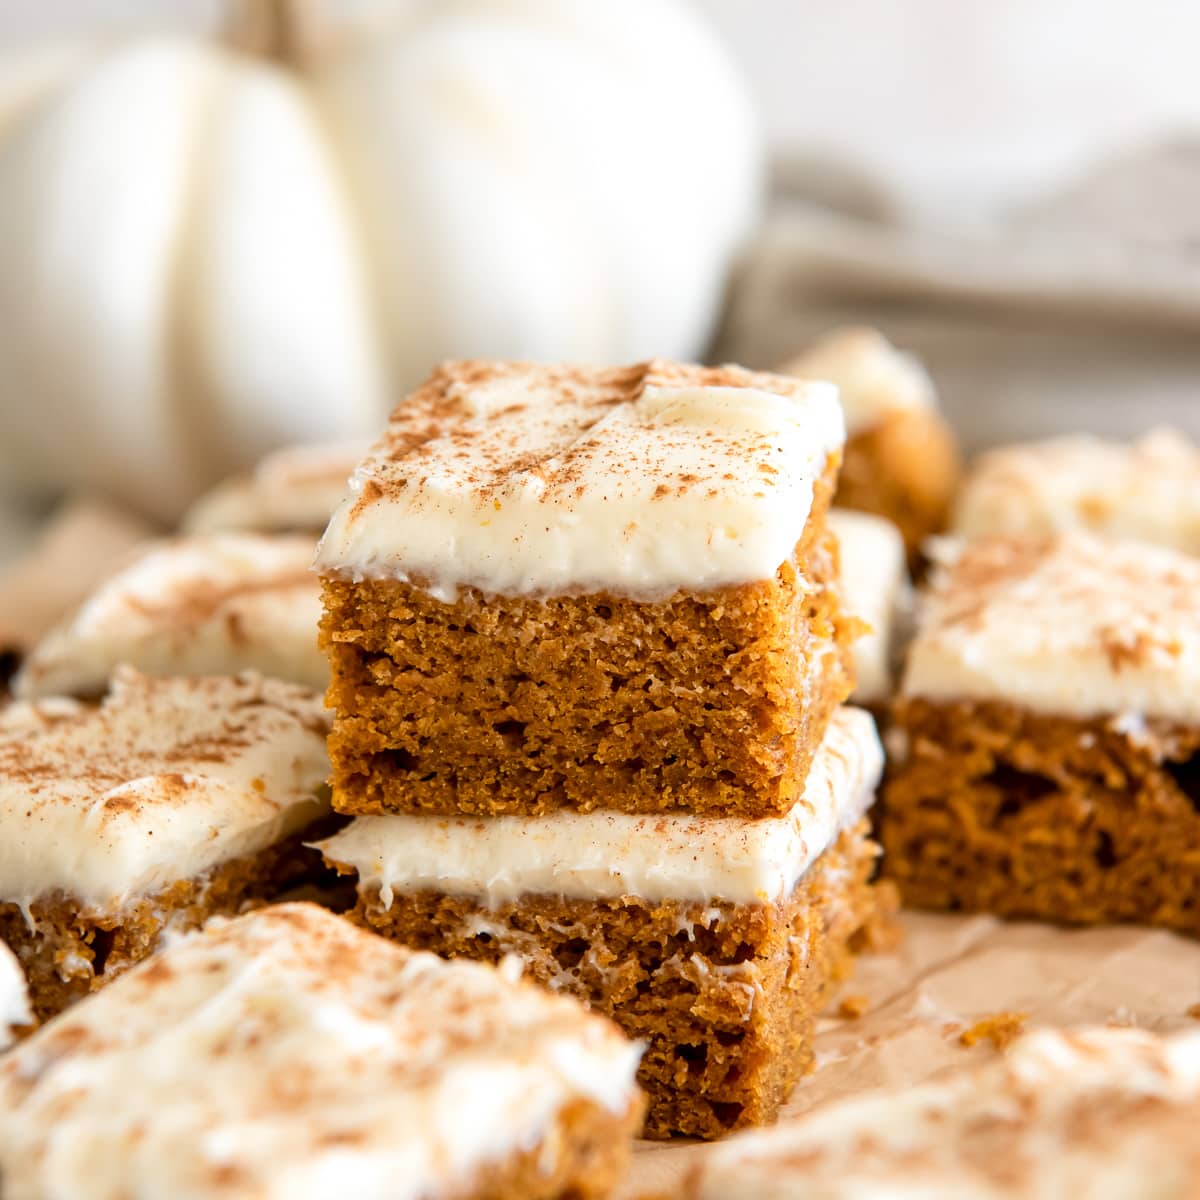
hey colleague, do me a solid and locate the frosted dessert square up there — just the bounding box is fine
[14,534,325,698]
[183,438,367,535]
[0,904,643,1200]
[884,532,1200,933]
[0,668,330,1019]
[684,1027,1200,1199]
[317,359,857,820]
[829,509,909,707]
[317,706,885,1139]
[952,428,1200,555]
[782,327,960,564]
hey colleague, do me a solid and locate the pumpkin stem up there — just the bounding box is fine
[225,0,325,66]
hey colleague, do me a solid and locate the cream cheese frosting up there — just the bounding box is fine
[904,532,1200,724]
[0,940,31,1049]
[182,438,368,535]
[13,534,325,698]
[829,509,909,704]
[315,359,844,601]
[952,428,1200,555]
[0,903,641,1200]
[687,1026,1200,1199]
[780,326,935,436]
[317,706,882,907]
[0,668,330,913]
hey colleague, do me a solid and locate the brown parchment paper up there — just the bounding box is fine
[617,911,1200,1198]
[2,502,1198,1200]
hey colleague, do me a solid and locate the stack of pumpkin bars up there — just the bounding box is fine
[311,356,890,1138]
[0,330,940,1156]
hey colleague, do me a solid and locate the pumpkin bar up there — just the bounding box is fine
[183,438,367,535]
[684,1026,1200,1199]
[952,428,1200,555]
[883,532,1200,935]
[13,533,325,698]
[0,940,31,1048]
[317,359,857,819]
[0,668,331,1020]
[0,903,644,1200]
[782,327,961,564]
[829,509,909,709]
[317,706,884,1139]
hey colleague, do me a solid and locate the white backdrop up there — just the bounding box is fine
[8,0,1200,218]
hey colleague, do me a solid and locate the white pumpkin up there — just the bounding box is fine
[0,0,761,520]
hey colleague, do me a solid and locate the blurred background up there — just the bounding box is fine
[1,0,1199,553]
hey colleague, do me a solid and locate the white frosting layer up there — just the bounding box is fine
[689,1027,1200,1200]
[0,669,330,911]
[14,534,325,699]
[830,509,909,704]
[0,940,31,1049]
[780,326,935,436]
[183,438,368,535]
[953,428,1200,555]
[318,707,882,906]
[904,532,1200,723]
[316,360,844,600]
[0,904,641,1200]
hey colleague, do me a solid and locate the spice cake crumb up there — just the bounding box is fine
[884,532,1200,933]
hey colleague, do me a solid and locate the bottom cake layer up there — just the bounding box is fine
[0,832,327,1021]
[882,698,1200,934]
[339,821,882,1140]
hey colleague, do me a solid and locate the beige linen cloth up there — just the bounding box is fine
[715,139,1200,450]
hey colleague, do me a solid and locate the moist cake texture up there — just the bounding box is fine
[0,668,331,1018]
[183,438,368,535]
[0,903,643,1200]
[782,327,961,563]
[883,532,1200,932]
[0,939,31,1047]
[683,1026,1200,1199]
[952,427,1200,555]
[828,509,909,707]
[318,707,885,1138]
[318,359,855,819]
[14,534,326,698]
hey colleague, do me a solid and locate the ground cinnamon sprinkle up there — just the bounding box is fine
[959,1011,1029,1051]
